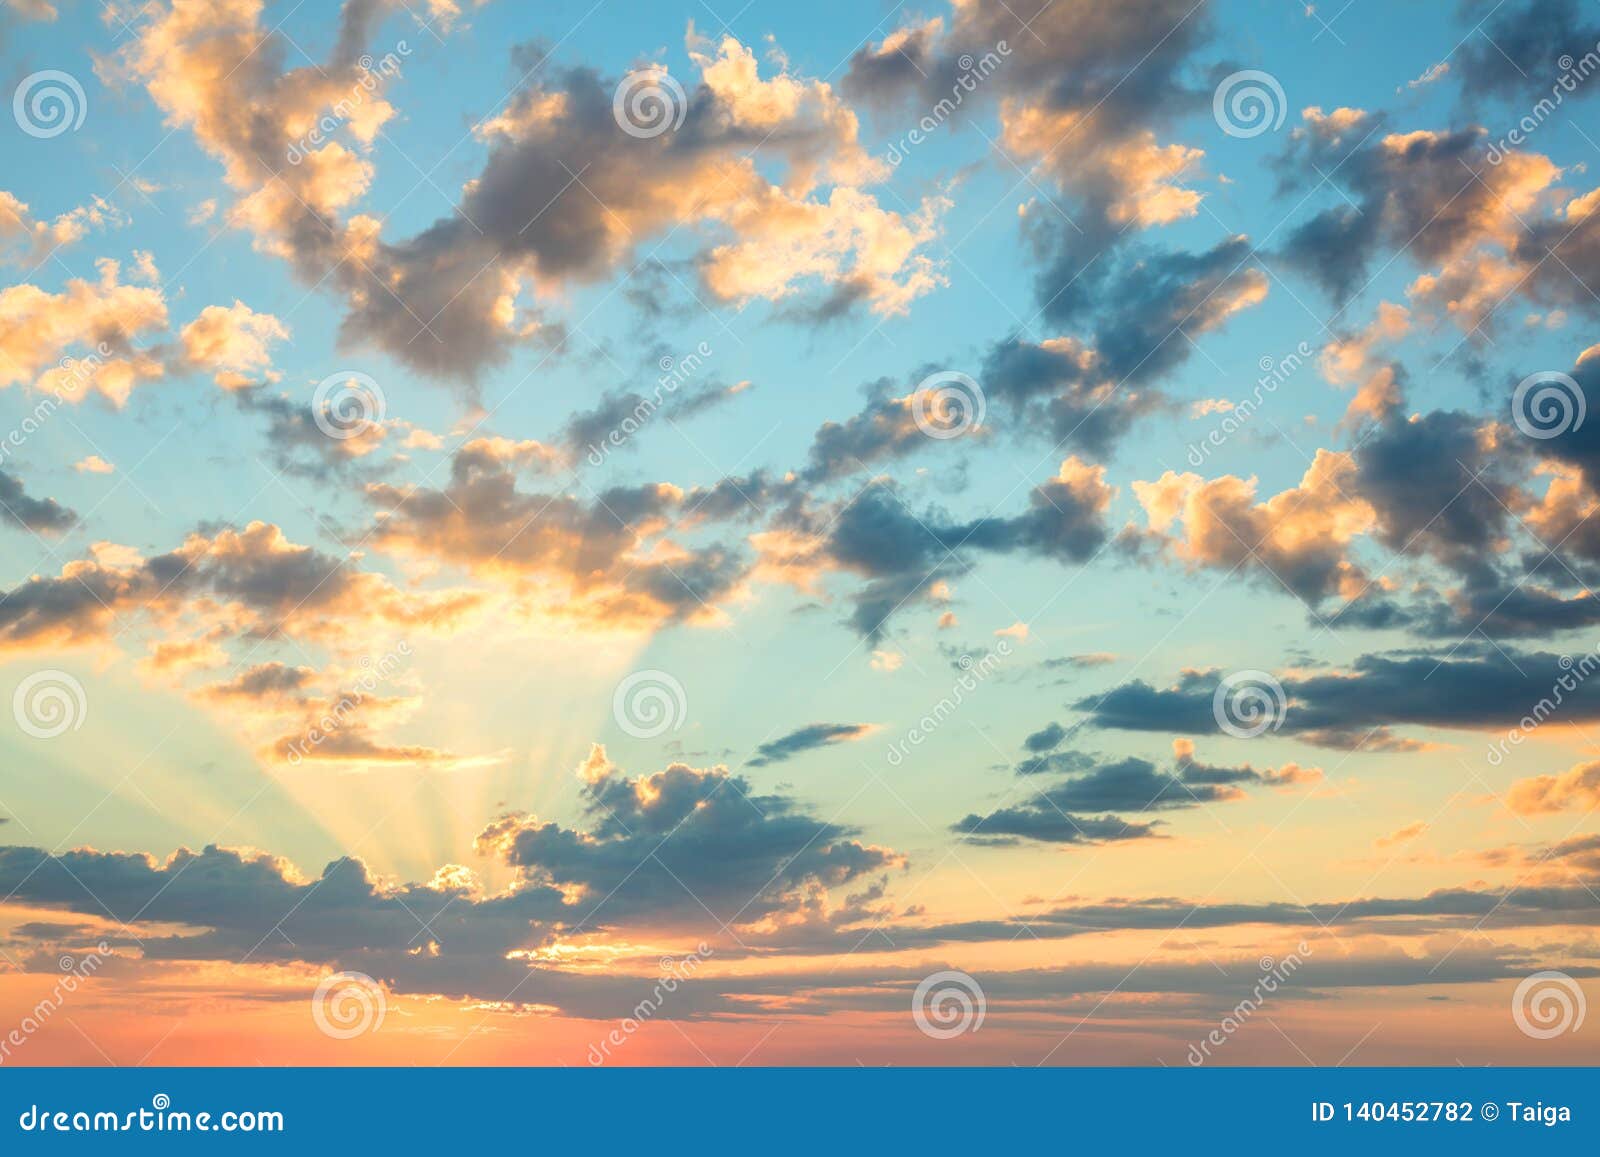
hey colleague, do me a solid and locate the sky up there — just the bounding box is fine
[0,0,1599,1066]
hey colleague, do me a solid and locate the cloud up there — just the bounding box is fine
[0,250,288,404]
[1023,721,1067,752]
[800,374,987,484]
[178,301,290,388]
[1074,646,1600,740]
[365,446,750,630]
[1277,111,1564,308]
[1507,760,1600,815]
[957,735,1316,847]
[1376,821,1430,849]
[762,459,1112,638]
[748,722,875,767]
[0,743,910,1001]
[0,258,167,404]
[0,521,481,656]
[1131,450,1376,603]
[0,190,124,263]
[109,6,945,381]
[1319,300,1410,427]
[479,746,906,928]
[952,808,1163,846]
[1029,234,1268,375]
[72,455,115,475]
[846,0,1213,240]
[979,335,1162,455]
[0,467,76,534]
[1453,0,1600,104]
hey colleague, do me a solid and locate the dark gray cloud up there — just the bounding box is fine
[1355,409,1521,571]
[1038,236,1264,372]
[980,335,1165,455]
[1023,721,1067,753]
[778,465,1111,638]
[1276,204,1380,303]
[561,378,745,464]
[957,741,1314,846]
[1272,109,1587,308]
[1454,0,1600,104]
[483,755,904,928]
[0,751,906,1010]
[1019,755,1243,812]
[0,467,76,534]
[952,808,1163,846]
[748,722,874,767]
[200,661,315,700]
[1074,646,1600,740]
